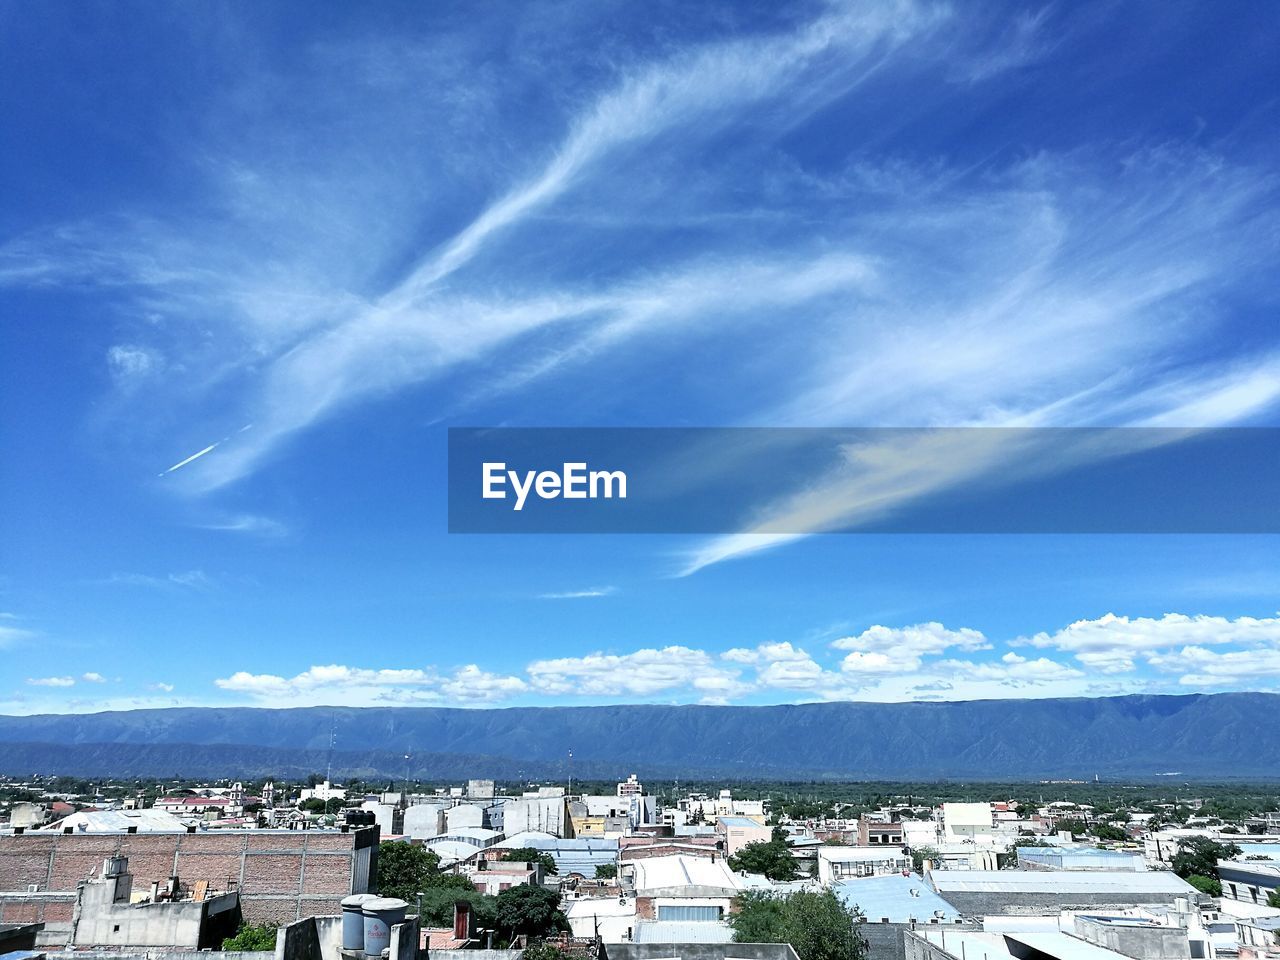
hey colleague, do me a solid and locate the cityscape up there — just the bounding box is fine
[2,1,1278,960]
[0,772,1278,959]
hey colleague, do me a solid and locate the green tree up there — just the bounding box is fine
[503,847,558,876]
[1003,838,1052,868]
[1056,818,1088,835]
[909,846,939,873]
[1171,837,1242,881]
[377,842,444,901]
[300,798,327,813]
[523,945,569,960]
[221,923,278,951]
[1090,823,1128,842]
[418,888,497,928]
[1185,875,1222,897]
[594,863,617,880]
[728,829,799,881]
[730,889,866,960]
[1266,889,1280,909]
[494,885,569,942]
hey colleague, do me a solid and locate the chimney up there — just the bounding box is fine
[454,899,475,941]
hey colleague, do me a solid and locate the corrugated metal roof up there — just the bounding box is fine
[39,809,192,833]
[834,874,961,923]
[633,921,734,943]
[929,871,1194,894]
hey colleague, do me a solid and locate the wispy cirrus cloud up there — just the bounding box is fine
[0,2,1274,589]
[539,586,617,600]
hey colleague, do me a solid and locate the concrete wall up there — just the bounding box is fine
[604,944,801,960]
[0,828,378,926]
[937,890,1184,917]
[1073,917,1191,960]
[404,804,446,841]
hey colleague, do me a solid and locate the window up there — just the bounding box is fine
[658,905,722,922]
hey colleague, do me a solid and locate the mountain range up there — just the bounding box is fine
[0,692,1273,781]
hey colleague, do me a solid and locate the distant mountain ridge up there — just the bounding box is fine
[0,692,1273,780]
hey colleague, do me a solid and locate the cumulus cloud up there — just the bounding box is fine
[527,646,739,697]
[1027,613,1280,680]
[81,672,107,683]
[205,609,1278,707]
[833,622,990,673]
[27,676,75,687]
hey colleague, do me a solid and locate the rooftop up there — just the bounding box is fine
[834,873,962,923]
[928,871,1195,895]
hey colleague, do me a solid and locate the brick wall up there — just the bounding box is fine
[0,828,377,924]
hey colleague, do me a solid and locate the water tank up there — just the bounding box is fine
[103,857,128,878]
[341,894,378,950]
[362,896,407,957]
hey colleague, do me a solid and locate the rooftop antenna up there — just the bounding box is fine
[567,749,573,797]
[325,713,336,786]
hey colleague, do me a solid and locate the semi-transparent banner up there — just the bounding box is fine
[447,427,1280,534]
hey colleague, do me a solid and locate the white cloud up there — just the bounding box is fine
[106,344,161,387]
[81,672,107,683]
[538,587,616,600]
[438,665,528,703]
[938,656,1084,683]
[1025,612,1280,678]
[196,513,287,537]
[105,570,215,590]
[0,624,36,647]
[832,622,990,673]
[148,682,176,693]
[27,676,75,687]
[527,646,740,697]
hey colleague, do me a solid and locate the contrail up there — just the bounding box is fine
[159,443,219,476]
[158,424,253,478]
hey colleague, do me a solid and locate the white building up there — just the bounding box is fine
[299,780,346,803]
[816,845,912,884]
[942,803,996,843]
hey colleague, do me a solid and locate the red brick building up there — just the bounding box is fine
[0,827,378,938]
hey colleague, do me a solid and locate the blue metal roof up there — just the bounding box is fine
[834,873,961,923]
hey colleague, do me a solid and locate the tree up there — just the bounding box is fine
[728,829,799,881]
[300,798,327,814]
[1267,888,1280,909]
[377,842,443,901]
[731,889,866,960]
[503,847,558,876]
[418,888,497,928]
[221,923,278,951]
[594,863,617,880]
[523,945,570,960]
[1171,837,1242,881]
[1090,823,1128,842]
[1004,838,1052,868]
[1056,818,1088,836]
[910,846,939,873]
[1185,875,1222,897]
[494,885,569,942]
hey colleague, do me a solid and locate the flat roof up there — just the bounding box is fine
[834,873,961,923]
[929,871,1194,895]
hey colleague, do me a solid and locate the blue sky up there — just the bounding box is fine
[2,0,1279,714]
